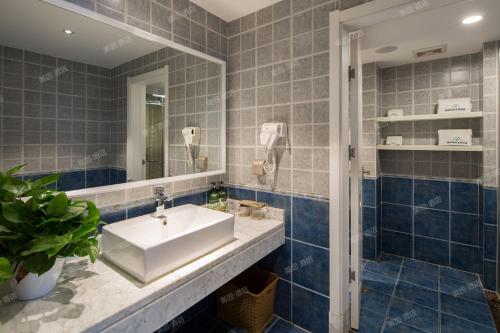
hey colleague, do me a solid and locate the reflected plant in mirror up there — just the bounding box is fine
[0,0,225,192]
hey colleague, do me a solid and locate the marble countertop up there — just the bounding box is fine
[0,213,284,333]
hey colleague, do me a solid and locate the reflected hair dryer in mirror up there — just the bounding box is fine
[259,123,287,174]
[182,127,201,168]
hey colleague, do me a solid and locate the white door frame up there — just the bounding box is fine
[328,0,463,331]
[127,66,169,181]
[348,29,363,331]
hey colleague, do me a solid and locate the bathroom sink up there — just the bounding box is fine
[101,204,235,283]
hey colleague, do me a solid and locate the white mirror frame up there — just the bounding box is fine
[40,0,227,197]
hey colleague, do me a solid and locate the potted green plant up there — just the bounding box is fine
[0,165,102,300]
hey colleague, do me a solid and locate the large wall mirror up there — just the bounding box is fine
[0,0,225,192]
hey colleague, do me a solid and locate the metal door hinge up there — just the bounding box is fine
[348,145,356,160]
[349,268,356,282]
[348,66,356,81]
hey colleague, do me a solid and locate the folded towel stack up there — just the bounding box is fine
[437,98,471,113]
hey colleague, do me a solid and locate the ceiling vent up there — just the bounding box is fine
[413,45,447,58]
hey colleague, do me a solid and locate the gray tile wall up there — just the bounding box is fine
[225,0,336,197]
[0,45,117,174]
[369,53,485,181]
[64,0,228,61]
[47,0,230,204]
[57,0,378,203]
[167,52,222,176]
[112,47,223,176]
[361,62,381,178]
[482,41,499,187]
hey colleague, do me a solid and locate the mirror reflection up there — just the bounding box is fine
[0,0,224,190]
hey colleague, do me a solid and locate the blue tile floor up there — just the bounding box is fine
[360,253,497,333]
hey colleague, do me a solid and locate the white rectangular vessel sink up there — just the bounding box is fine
[101,204,235,283]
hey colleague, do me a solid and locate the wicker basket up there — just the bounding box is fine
[216,266,278,333]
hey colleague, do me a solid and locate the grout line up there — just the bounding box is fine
[380,259,404,332]
[438,264,442,333]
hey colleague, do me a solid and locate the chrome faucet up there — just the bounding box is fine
[152,186,173,220]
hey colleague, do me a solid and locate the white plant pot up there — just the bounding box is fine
[9,258,65,300]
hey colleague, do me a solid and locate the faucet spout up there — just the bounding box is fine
[151,186,173,219]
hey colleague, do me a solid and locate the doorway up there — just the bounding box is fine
[127,66,169,181]
[330,0,500,331]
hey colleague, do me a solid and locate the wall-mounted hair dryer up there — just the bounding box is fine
[260,122,287,174]
[182,127,201,167]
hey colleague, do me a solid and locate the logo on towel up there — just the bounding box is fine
[447,136,468,145]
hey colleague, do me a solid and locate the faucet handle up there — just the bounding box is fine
[153,186,165,195]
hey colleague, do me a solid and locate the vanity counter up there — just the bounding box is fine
[0,214,285,333]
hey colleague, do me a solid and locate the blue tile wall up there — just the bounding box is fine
[382,177,413,205]
[21,167,127,190]
[362,178,381,261]
[414,208,449,241]
[226,186,330,332]
[292,285,329,333]
[98,190,209,226]
[379,176,497,281]
[257,191,291,238]
[482,187,498,291]
[292,197,329,248]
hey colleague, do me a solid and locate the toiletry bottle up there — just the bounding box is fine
[209,182,219,210]
[218,182,227,212]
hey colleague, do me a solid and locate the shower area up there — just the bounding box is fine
[332,0,500,332]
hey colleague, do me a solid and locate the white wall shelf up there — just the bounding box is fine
[377,112,483,123]
[377,145,483,152]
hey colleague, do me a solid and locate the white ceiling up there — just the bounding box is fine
[0,0,164,68]
[360,0,500,67]
[191,0,282,22]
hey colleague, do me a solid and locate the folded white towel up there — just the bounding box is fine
[437,98,471,114]
[438,129,472,146]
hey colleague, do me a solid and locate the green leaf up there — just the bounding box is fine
[0,257,13,282]
[23,253,56,276]
[0,225,13,234]
[24,174,59,197]
[2,201,33,223]
[0,234,22,240]
[47,192,69,217]
[72,221,98,242]
[2,178,30,197]
[85,201,100,223]
[21,232,73,257]
[32,174,59,188]
[5,165,25,177]
[75,238,99,263]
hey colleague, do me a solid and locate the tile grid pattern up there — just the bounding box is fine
[376,53,483,181]
[0,45,117,174]
[378,176,489,277]
[360,254,496,333]
[482,187,498,291]
[361,62,381,177]
[482,41,498,188]
[110,46,222,174]
[167,54,222,175]
[64,0,228,61]
[225,0,334,197]
[227,186,330,333]
[362,178,382,261]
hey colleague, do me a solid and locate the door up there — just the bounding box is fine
[127,67,169,181]
[348,30,363,331]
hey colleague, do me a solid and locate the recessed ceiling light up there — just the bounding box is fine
[376,46,398,54]
[462,15,483,25]
[63,29,74,35]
